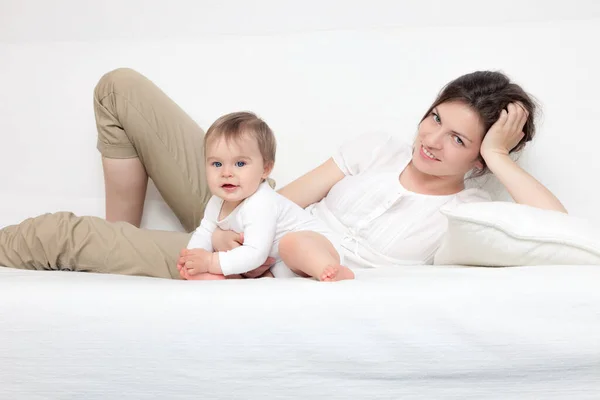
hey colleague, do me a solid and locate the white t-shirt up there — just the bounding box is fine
[187,182,342,276]
[307,132,491,269]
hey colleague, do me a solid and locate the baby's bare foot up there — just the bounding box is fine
[260,271,274,278]
[180,268,226,281]
[320,265,355,282]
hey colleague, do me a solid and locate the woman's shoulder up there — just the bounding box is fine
[334,132,412,175]
[345,132,410,154]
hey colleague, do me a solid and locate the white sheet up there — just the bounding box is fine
[1,265,599,399]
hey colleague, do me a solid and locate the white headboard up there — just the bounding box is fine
[1,0,599,230]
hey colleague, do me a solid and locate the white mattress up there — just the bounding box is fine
[1,264,599,399]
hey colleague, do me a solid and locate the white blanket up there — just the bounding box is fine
[1,265,599,399]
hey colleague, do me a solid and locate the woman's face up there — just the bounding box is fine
[412,100,485,179]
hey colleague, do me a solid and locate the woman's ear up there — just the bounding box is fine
[473,154,484,171]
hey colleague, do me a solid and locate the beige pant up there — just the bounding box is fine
[0,68,211,279]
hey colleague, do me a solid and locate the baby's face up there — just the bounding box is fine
[205,134,271,204]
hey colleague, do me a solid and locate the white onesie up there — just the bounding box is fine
[186,181,344,278]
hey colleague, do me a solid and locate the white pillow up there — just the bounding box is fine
[434,201,600,266]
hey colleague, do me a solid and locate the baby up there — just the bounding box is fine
[176,111,354,282]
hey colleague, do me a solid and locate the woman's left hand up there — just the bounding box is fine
[477,102,567,214]
[480,102,528,160]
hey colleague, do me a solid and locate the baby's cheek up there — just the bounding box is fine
[207,174,220,187]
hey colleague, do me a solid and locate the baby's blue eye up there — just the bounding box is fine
[212,161,222,167]
[235,161,246,167]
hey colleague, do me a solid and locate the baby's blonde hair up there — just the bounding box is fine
[204,111,276,165]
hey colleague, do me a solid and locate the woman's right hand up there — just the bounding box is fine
[211,227,276,278]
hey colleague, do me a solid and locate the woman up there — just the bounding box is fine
[0,68,566,278]
[207,70,567,271]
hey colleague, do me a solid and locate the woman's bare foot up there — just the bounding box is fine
[320,265,354,282]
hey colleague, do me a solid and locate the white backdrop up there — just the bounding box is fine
[1,0,599,231]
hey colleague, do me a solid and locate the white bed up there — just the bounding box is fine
[2,264,599,399]
[2,2,600,399]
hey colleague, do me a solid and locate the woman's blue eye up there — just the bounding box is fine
[235,161,246,167]
[453,135,464,146]
[212,161,222,167]
[432,113,441,124]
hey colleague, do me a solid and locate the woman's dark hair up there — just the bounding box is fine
[421,71,538,177]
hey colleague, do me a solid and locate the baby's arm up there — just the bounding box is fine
[186,218,216,252]
[209,195,278,276]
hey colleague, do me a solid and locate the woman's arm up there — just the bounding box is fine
[483,153,567,213]
[277,158,345,208]
[481,103,567,213]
